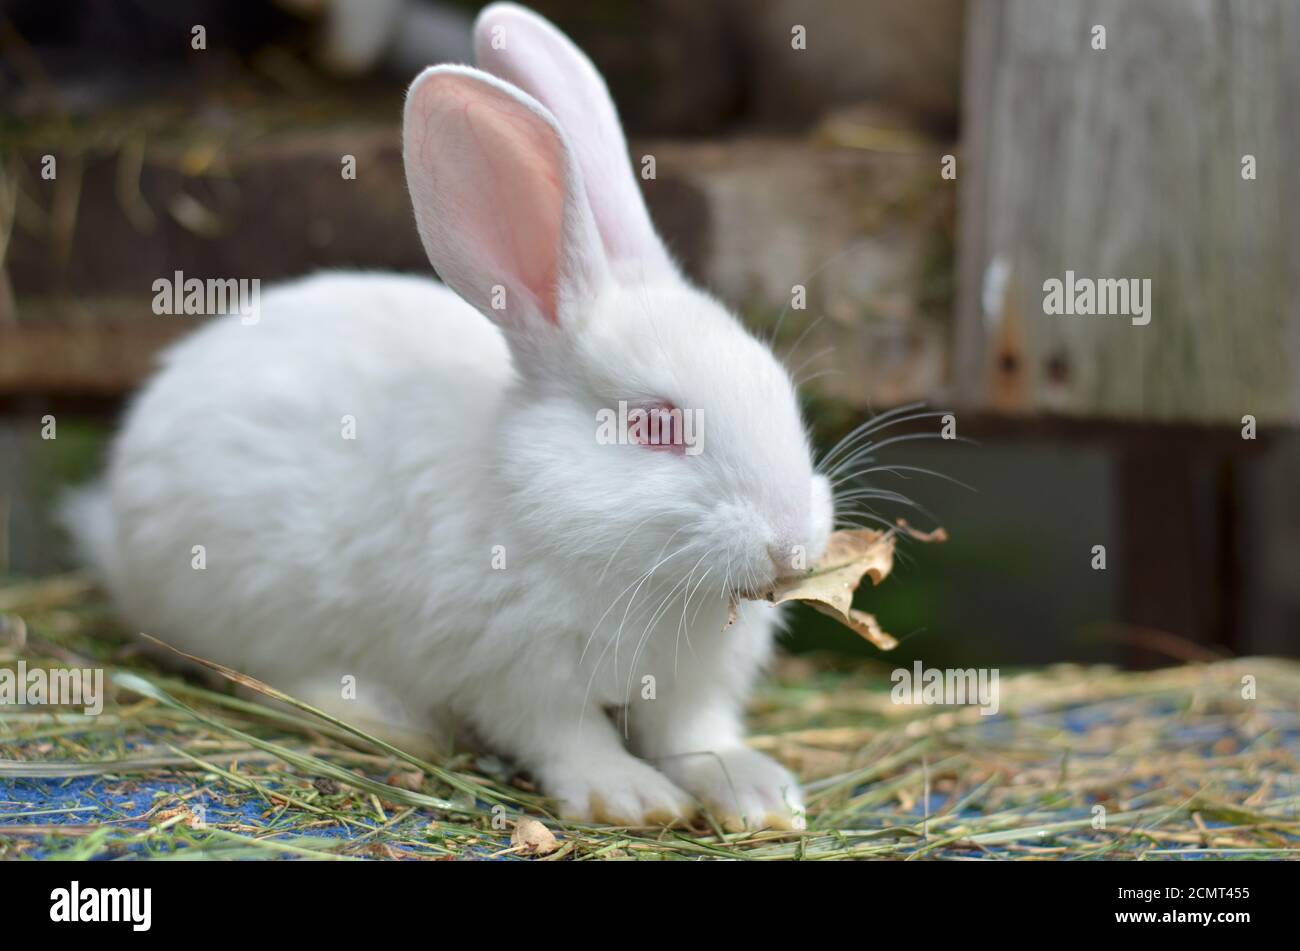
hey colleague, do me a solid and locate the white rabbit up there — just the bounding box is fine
[64,2,833,829]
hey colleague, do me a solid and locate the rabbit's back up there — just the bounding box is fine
[86,271,512,683]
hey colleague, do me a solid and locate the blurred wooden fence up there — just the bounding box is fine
[3,0,1297,426]
[2,0,1299,663]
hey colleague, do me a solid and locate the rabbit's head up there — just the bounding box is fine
[403,3,832,598]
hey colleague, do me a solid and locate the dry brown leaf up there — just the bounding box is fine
[739,522,947,650]
[153,806,206,829]
[511,817,559,856]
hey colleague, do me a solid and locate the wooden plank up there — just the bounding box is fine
[3,131,953,404]
[1116,446,1235,666]
[0,321,186,395]
[957,0,1300,424]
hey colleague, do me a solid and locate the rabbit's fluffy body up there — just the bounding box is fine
[68,4,833,828]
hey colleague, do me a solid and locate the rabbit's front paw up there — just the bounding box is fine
[659,747,805,832]
[542,755,697,827]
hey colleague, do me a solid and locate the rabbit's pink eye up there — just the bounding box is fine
[630,401,685,455]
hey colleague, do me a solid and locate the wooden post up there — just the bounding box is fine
[957,0,1300,662]
[957,0,1300,424]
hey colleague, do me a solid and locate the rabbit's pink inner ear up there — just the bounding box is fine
[405,71,568,326]
[474,5,677,282]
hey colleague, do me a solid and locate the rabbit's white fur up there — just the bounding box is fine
[66,3,833,829]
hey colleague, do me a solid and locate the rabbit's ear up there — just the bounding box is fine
[474,3,677,283]
[403,65,608,338]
